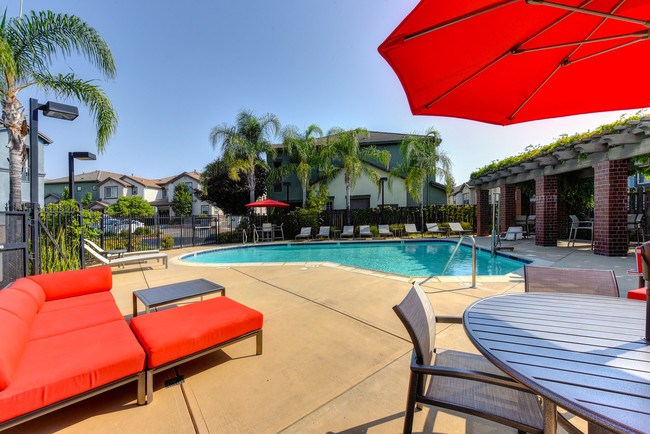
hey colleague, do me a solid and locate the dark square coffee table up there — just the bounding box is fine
[132,279,226,317]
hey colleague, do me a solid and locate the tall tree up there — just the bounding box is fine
[268,124,323,208]
[394,127,454,230]
[171,183,193,216]
[0,10,117,210]
[209,110,280,204]
[321,128,391,225]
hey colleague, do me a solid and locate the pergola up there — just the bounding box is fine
[469,117,650,257]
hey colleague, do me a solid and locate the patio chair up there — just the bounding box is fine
[295,227,311,240]
[403,224,421,237]
[340,226,354,238]
[448,222,473,237]
[524,265,619,297]
[424,223,447,238]
[262,223,274,242]
[500,226,525,241]
[358,225,372,238]
[315,226,330,240]
[378,224,393,237]
[526,215,536,235]
[627,213,645,245]
[84,239,160,257]
[568,215,593,248]
[393,283,544,434]
[273,223,284,241]
[84,244,168,269]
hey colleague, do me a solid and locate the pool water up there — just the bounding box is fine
[181,241,528,276]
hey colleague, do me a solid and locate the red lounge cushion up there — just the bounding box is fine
[627,287,648,301]
[8,278,45,311]
[130,297,263,368]
[39,291,115,314]
[0,289,40,390]
[30,300,124,341]
[27,266,112,301]
[0,320,146,423]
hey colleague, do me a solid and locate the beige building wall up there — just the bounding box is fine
[317,168,408,209]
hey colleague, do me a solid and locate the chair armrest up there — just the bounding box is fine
[435,316,463,324]
[411,361,532,392]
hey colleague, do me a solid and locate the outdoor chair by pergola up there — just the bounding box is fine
[568,215,593,248]
[393,283,544,434]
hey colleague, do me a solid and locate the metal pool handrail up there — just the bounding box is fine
[441,235,476,288]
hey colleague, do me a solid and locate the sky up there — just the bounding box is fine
[9,0,639,185]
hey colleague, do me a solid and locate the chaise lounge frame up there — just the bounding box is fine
[84,244,168,269]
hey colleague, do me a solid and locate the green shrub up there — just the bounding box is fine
[161,235,174,249]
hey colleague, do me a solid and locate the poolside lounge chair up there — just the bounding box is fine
[448,222,473,237]
[378,225,393,237]
[84,244,168,269]
[295,227,311,240]
[340,226,354,238]
[84,239,160,257]
[393,283,544,434]
[261,223,274,242]
[359,225,372,238]
[424,223,447,238]
[500,226,525,241]
[403,224,421,237]
[524,265,619,297]
[315,226,330,240]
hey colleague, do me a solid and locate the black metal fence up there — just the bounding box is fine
[0,211,29,287]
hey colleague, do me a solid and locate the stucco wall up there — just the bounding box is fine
[0,129,47,208]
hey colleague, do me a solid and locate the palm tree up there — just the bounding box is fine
[268,124,323,208]
[1,10,117,211]
[209,110,280,204]
[394,127,454,230]
[321,128,391,225]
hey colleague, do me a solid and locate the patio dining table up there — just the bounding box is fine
[463,293,649,434]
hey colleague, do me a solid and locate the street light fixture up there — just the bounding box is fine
[380,177,388,224]
[283,181,291,204]
[29,98,79,275]
[68,152,97,201]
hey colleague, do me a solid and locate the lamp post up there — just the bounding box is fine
[283,181,291,204]
[68,152,96,201]
[30,98,79,274]
[380,177,388,224]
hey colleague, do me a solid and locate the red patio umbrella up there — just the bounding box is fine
[378,0,650,125]
[245,199,290,208]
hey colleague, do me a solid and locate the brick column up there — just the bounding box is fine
[594,160,628,256]
[476,189,491,236]
[499,184,516,232]
[535,175,558,246]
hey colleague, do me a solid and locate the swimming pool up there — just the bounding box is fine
[180,240,529,276]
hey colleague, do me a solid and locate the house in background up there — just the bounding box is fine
[0,128,53,209]
[45,170,123,204]
[267,131,448,209]
[448,183,476,206]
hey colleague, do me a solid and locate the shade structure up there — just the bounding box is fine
[245,199,289,208]
[378,0,650,125]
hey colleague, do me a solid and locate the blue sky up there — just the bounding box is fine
[12,0,637,184]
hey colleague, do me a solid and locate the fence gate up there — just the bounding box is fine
[0,211,29,287]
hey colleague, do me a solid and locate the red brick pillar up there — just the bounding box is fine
[535,176,558,246]
[477,189,491,236]
[499,184,516,232]
[594,160,628,256]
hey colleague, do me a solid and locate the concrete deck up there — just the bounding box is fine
[6,237,641,433]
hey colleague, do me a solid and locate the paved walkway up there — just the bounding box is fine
[7,237,641,433]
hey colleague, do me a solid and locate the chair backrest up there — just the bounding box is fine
[318,226,330,235]
[342,226,354,235]
[378,224,390,232]
[83,244,110,265]
[524,265,620,297]
[404,224,417,233]
[393,283,436,366]
[263,223,272,229]
[569,215,579,224]
[84,239,104,253]
[426,223,437,231]
[300,227,311,235]
[359,225,370,234]
[448,222,463,231]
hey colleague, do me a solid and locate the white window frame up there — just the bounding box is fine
[104,186,118,199]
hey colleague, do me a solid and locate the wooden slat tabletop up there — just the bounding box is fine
[463,293,650,434]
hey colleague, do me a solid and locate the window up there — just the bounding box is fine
[350,197,370,210]
[162,188,167,198]
[462,193,469,205]
[185,182,193,197]
[77,186,82,192]
[201,205,209,215]
[92,185,97,191]
[326,199,334,211]
[132,186,138,195]
[104,186,118,199]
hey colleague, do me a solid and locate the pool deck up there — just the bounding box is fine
[6,236,642,433]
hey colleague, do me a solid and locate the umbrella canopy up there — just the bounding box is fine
[245,199,290,208]
[379,0,650,125]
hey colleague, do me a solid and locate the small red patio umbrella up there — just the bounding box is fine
[379,0,650,125]
[245,199,290,208]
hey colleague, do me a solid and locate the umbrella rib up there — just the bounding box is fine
[526,0,650,27]
[508,64,562,121]
[566,37,647,65]
[404,0,518,41]
[514,30,649,54]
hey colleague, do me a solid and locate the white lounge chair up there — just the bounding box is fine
[501,226,524,241]
[295,227,311,240]
[84,239,160,257]
[359,225,372,238]
[404,224,421,237]
[378,225,393,237]
[340,226,354,238]
[448,222,473,237]
[316,226,330,240]
[84,244,168,269]
[424,223,447,238]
